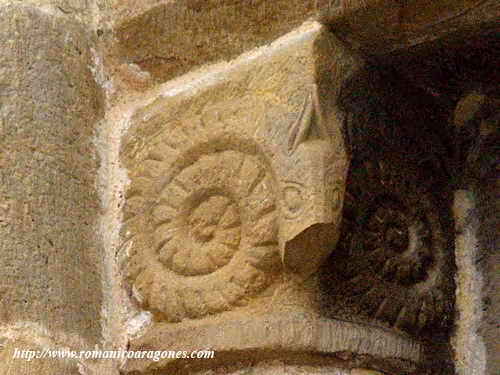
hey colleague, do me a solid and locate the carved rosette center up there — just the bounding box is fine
[157,193,241,276]
[364,200,433,286]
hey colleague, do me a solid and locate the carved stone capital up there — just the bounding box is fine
[116,21,435,374]
[121,20,363,322]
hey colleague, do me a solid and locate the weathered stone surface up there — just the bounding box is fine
[453,191,486,375]
[279,83,349,276]
[452,90,499,375]
[104,0,317,86]
[473,141,499,375]
[120,21,362,328]
[0,0,93,23]
[195,360,351,375]
[123,313,423,373]
[318,0,500,54]
[0,4,103,345]
[0,337,80,375]
[351,370,384,375]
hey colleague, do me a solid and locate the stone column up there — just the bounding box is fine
[0,4,105,374]
[452,92,499,375]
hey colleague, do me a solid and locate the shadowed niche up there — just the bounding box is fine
[318,62,457,343]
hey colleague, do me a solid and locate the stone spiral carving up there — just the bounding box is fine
[124,127,281,322]
[362,197,434,286]
[321,155,454,337]
[154,149,278,277]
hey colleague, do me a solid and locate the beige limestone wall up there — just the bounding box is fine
[100,0,317,89]
[193,360,384,374]
[319,0,500,54]
[453,191,487,375]
[453,188,499,375]
[0,0,97,24]
[0,3,109,374]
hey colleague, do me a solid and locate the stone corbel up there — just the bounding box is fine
[117,22,434,375]
[120,22,365,326]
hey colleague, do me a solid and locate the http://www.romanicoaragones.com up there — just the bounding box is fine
[12,347,215,362]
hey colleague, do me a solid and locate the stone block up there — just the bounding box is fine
[194,360,351,374]
[106,0,317,85]
[452,90,499,375]
[123,313,423,373]
[0,0,92,23]
[0,337,81,375]
[0,4,104,346]
[351,369,384,375]
[318,0,500,53]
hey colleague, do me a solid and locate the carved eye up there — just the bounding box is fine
[282,182,305,219]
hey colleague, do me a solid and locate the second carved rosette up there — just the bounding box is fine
[320,154,455,338]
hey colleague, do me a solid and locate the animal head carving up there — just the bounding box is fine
[278,84,348,276]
